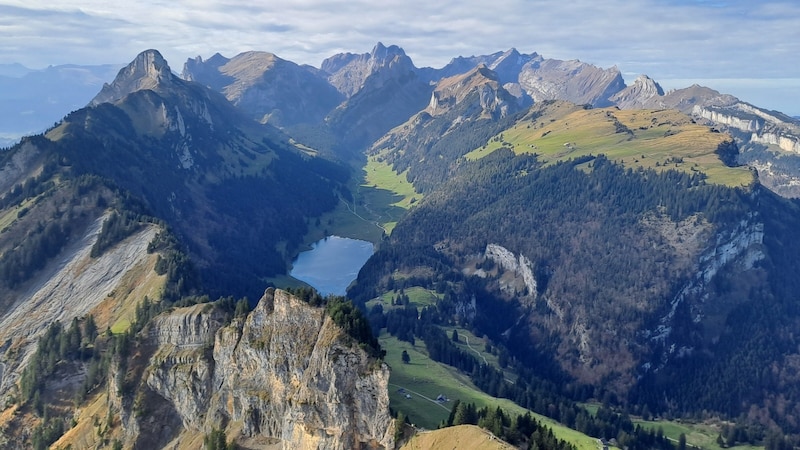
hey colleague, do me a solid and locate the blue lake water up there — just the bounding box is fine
[289,236,375,297]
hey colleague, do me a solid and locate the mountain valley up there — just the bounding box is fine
[1,43,800,449]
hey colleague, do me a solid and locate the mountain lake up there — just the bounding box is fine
[289,236,375,296]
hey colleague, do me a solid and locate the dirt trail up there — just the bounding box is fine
[463,335,490,366]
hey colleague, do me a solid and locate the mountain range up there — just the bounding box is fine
[0,63,121,147]
[1,43,800,449]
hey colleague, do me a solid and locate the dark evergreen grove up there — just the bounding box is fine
[351,148,800,441]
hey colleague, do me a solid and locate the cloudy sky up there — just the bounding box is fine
[1,0,798,115]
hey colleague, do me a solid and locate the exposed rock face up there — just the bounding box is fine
[0,213,162,400]
[613,83,739,113]
[484,244,538,302]
[325,43,432,150]
[91,50,175,105]
[752,132,800,153]
[323,42,412,97]
[687,101,800,195]
[693,105,764,132]
[421,48,624,107]
[643,212,765,368]
[427,65,526,119]
[128,288,394,449]
[609,75,664,108]
[518,58,625,107]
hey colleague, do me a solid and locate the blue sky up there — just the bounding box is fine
[1,0,798,115]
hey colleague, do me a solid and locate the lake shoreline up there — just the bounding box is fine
[288,235,374,297]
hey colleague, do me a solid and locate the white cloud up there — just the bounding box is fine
[0,0,797,114]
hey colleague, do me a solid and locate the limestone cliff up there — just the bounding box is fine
[116,288,394,449]
[91,50,176,106]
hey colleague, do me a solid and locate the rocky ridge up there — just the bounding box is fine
[183,51,343,127]
[113,288,394,449]
[91,50,176,106]
[322,42,412,98]
[427,65,525,119]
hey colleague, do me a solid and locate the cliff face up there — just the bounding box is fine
[123,288,394,449]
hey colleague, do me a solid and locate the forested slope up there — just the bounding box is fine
[351,147,800,434]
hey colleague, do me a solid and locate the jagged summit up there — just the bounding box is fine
[633,74,665,96]
[91,49,176,105]
[322,42,417,97]
[183,50,343,127]
[609,74,665,108]
[370,41,406,60]
[486,48,539,84]
[205,52,229,66]
[426,63,523,119]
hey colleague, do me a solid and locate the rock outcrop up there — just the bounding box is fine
[323,42,412,98]
[427,65,527,119]
[91,50,176,105]
[517,58,626,107]
[119,288,394,449]
[0,208,164,401]
[693,105,764,132]
[609,75,665,108]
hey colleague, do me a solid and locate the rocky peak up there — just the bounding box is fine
[323,42,417,97]
[428,64,522,118]
[181,52,230,86]
[320,52,358,75]
[488,48,539,85]
[609,74,665,108]
[516,56,625,107]
[632,74,665,97]
[205,52,229,66]
[370,41,406,61]
[184,50,343,127]
[91,49,176,105]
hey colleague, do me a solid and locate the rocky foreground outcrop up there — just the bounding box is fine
[116,288,394,449]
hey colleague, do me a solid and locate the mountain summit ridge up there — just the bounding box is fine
[91,49,176,105]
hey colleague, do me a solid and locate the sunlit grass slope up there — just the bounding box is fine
[381,333,599,450]
[466,103,754,188]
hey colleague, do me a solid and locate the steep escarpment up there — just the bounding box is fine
[0,216,162,398]
[691,102,800,197]
[112,288,394,449]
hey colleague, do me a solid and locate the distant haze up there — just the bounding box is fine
[0,0,797,115]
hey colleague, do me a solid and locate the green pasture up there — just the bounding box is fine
[381,333,599,450]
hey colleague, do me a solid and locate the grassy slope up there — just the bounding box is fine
[361,156,420,234]
[579,401,763,450]
[381,333,598,450]
[366,286,441,311]
[297,155,418,246]
[440,325,518,383]
[635,418,763,450]
[466,106,754,188]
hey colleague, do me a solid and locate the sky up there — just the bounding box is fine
[1,0,798,115]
